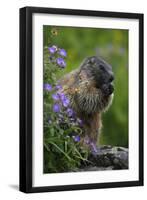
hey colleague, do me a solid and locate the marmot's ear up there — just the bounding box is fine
[90,56,97,64]
[79,56,98,70]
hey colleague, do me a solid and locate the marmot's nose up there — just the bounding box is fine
[101,83,114,96]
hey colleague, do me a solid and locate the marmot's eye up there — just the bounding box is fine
[99,65,105,71]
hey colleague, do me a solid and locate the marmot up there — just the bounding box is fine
[59,56,114,152]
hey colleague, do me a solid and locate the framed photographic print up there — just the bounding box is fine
[19,6,144,193]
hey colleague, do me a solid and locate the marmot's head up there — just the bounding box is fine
[80,56,114,96]
[70,56,114,114]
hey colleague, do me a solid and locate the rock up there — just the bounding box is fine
[80,145,128,171]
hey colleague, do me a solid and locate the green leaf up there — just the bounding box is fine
[48,141,72,161]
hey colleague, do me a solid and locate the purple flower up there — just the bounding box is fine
[56,57,66,68]
[44,83,52,91]
[58,92,66,100]
[62,96,70,107]
[53,104,60,113]
[48,45,57,54]
[55,85,62,90]
[73,135,80,142]
[52,93,60,101]
[58,49,67,57]
[57,92,70,107]
[90,142,98,154]
[67,108,74,117]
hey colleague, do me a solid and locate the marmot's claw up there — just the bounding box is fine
[90,142,103,156]
[91,147,103,156]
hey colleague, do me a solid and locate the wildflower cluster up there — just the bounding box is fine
[48,45,67,68]
[44,83,83,143]
[43,42,88,173]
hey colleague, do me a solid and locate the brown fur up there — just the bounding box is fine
[58,57,114,149]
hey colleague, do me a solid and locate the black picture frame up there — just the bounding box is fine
[19,6,144,193]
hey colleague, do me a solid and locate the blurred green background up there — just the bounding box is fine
[44,26,128,147]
